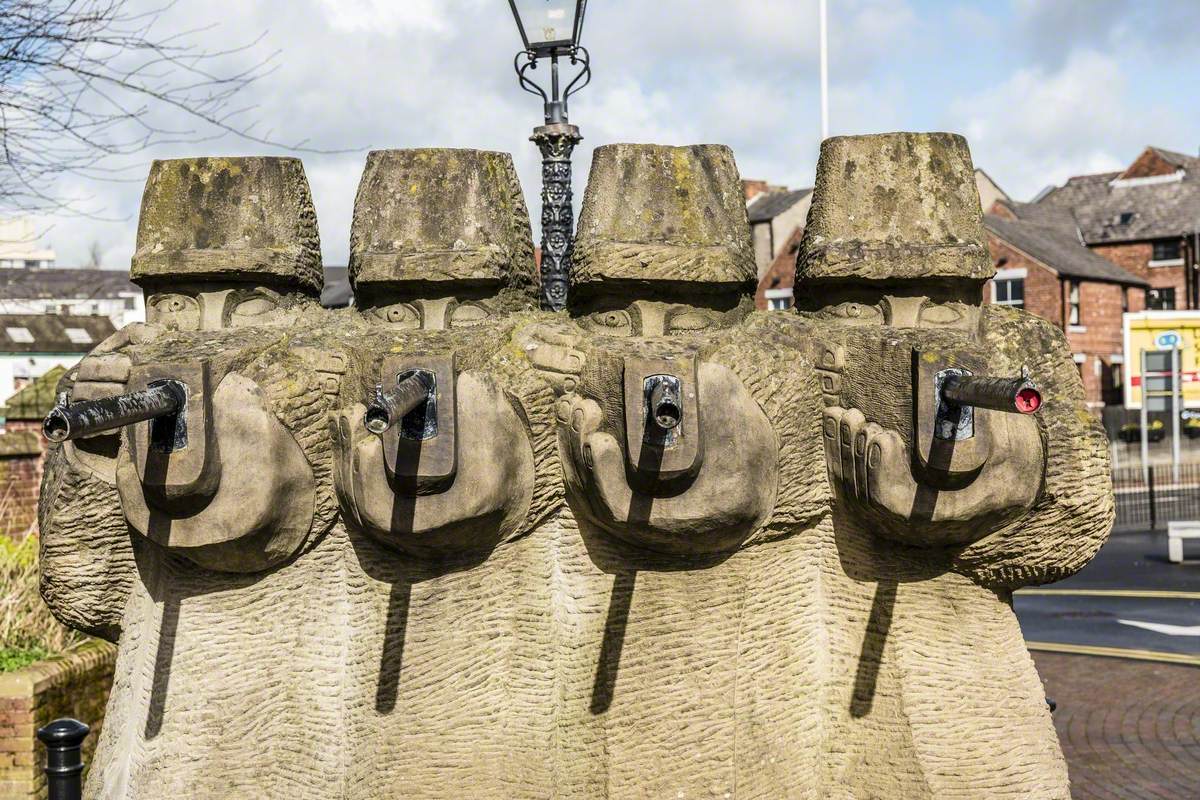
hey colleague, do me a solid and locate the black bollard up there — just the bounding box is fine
[37,718,89,800]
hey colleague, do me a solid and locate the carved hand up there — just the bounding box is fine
[823,405,1042,546]
[559,363,777,555]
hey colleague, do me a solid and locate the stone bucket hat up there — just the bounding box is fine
[571,143,756,297]
[348,148,535,297]
[131,156,323,295]
[796,132,994,286]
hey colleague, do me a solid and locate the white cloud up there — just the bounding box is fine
[28,0,877,267]
[947,50,1176,199]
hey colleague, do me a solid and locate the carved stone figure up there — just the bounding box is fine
[517,143,835,797]
[765,132,1113,797]
[36,134,1112,800]
[328,148,566,797]
[41,156,355,798]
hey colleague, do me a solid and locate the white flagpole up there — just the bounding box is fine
[819,0,829,140]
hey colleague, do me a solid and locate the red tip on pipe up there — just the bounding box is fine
[1015,387,1042,414]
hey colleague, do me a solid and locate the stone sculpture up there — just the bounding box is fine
[36,134,1112,800]
[764,132,1114,797]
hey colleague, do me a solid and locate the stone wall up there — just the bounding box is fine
[0,641,116,800]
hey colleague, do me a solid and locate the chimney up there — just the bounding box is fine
[743,180,769,202]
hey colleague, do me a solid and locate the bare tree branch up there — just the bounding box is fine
[0,0,342,216]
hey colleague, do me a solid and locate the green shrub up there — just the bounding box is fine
[1,520,87,671]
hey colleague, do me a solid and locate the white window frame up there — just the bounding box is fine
[5,327,33,343]
[764,287,793,312]
[992,267,1027,307]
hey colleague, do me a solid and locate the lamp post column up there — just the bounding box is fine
[533,122,582,311]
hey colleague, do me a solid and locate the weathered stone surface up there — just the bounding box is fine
[37,135,1113,799]
[796,132,994,285]
[131,157,323,294]
[349,149,535,295]
[572,143,755,293]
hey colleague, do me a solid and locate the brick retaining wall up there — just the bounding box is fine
[0,641,116,799]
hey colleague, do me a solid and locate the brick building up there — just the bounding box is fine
[985,202,1147,408]
[0,366,62,537]
[744,181,812,310]
[1034,146,1200,312]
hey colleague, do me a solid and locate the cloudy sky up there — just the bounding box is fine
[26,0,1200,268]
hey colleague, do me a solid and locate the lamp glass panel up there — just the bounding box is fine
[513,0,578,48]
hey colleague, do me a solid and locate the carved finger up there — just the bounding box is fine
[823,407,847,485]
[854,423,872,504]
[866,428,919,519]
[840,408,867,499]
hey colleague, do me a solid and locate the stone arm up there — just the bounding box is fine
[35,327,167,643]
[950,307,1113,590]
[38,441,136,643]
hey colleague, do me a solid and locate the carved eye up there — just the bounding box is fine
[826,302,883,325]
[370,303,420,329]
[920,304,966,326]
[449,302,492,328]
[586,310,633,336]
[228,293,282,327]
[148,293,199,330]
[667,310,718,333]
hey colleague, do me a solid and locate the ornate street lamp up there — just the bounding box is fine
[508,0,590,311]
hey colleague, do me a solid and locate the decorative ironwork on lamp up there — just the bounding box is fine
[508,0,590,311]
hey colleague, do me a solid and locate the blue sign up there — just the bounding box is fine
[1156,331,1181,348]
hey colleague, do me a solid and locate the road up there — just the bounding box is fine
[1015,529,1200,665]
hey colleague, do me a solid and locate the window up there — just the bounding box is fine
[763,287,793,312]
[1152,240,1182,262]
[1118,212,1135,225]
[1068,280,1081,326]
[1111,363,1122,390]
[1148,287,1176,310]
[5,327,33,343]
[64,328,92,344]
[124,296,136,310]
[22,259,40,269]
[1122,287,1129,313]
[994,278,1025,307]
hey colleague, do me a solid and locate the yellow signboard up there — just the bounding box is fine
[1124,311,1200,409]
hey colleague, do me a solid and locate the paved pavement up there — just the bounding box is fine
[1034,652,1200,800]
[1017,528,1200,798]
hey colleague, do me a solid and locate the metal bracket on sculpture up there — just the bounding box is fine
[622,356,703,491]
[378,353,457,493]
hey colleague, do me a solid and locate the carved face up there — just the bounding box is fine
[572,292,746,339]
[807,292,980,332]
[365,296,499,331]
[145,283,304,331]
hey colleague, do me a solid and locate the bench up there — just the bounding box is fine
[1167,521,1200,563]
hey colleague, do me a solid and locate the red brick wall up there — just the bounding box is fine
[986,234,1133,407]
[755,228,800,310]
[0,643,116,799]
[1091,241,1182,307]
[985,237,1064,324]
[1120,148,1178,180]
[1067,280,1130,406]
[0,424,48,539]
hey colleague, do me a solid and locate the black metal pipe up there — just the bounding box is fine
[43,382,185,443]
[366,371,433,435]
[649,379,682,430]
[37,718,89,800]
[941,373,1042,415]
